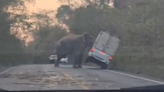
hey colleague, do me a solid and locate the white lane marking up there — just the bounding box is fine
[109,70,164,85]
[0,66,17,74]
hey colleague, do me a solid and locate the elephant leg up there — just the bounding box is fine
[55,56,61,67]
[73,54,83,68]
[55,55,66,67]
[70,54,79,68]
[73,57,78,68]
[67,52,78,68]
[77,54,83,68]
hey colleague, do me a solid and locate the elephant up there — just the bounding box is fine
[55,32,94,68]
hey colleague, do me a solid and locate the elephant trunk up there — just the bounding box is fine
[86,45,92,52]
[82,33,94,52]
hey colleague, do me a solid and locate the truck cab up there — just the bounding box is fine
[85,30,120,69]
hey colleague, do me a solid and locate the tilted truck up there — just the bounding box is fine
[85,30,120,69]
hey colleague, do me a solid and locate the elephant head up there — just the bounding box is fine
[82,32,94,51]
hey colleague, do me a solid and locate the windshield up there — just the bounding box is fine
[0,0,164,91]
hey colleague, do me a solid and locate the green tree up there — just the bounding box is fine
[0,0,34,65]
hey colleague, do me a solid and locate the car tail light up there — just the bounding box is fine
[91,48,95,52]
[100,51,106,55]
[109,56,113,61]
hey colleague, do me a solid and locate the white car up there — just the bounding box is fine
[49,55,68,64]
[60,58,68,63]
[49,55,57,60]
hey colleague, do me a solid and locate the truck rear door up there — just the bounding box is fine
[94,31,110,51]
[104,36,120,56]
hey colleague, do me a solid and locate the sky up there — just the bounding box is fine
[27,0,61,13]
[27,0,85,13]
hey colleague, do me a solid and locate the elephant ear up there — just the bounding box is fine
[82,32,89,43]
[82,32,94,46]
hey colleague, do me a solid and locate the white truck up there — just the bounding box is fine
[85,30,120,69]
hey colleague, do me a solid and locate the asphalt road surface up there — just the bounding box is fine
[0,64,164,91]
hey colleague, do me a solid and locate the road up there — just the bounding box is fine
[0,64,164,91]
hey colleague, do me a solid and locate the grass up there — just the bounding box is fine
[110,54,164,80]
[0,53,34,66]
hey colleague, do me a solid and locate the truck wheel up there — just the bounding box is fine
[101,63,108,69]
